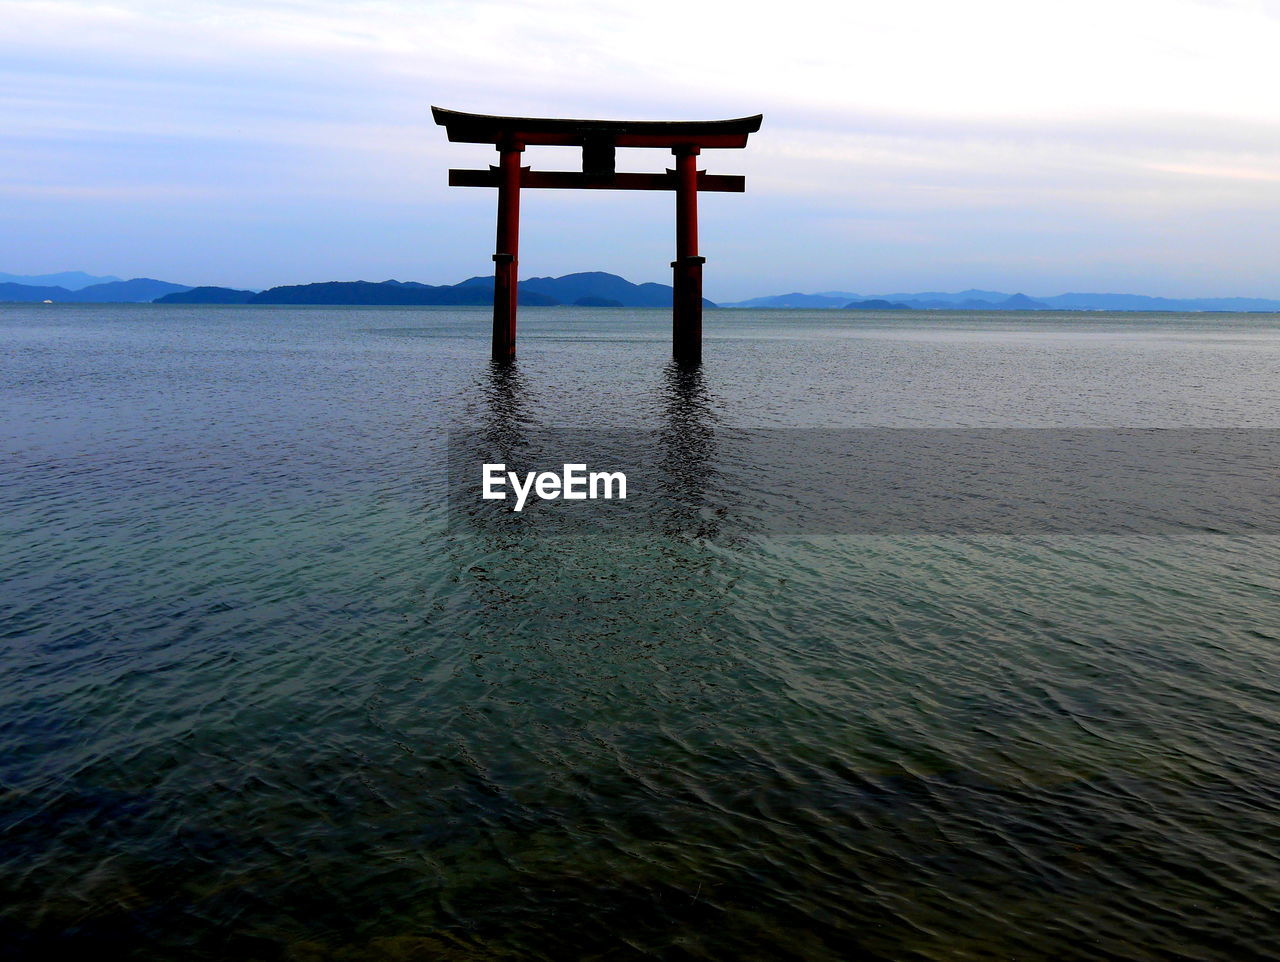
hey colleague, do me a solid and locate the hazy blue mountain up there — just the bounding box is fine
[518,271,716,308]
[724,289,1021,309]
[845,299,911,309]
[881,292,1045,310]
[1040,292,1280,311]
[878,289,1010,305]
[73,278,191,302]
[1,283,67,301]
[998,293,1052,310]
[725,287,1280,312]
[248,280,559,306]
[897,298,1002,308]
[573,296,625,307]
[668,284,1280,312]
[236,272,712,308]
[722,292,854,308]
[2,278,193,302]
[157,286,257,304]
[0,270,121,290]
[16,269,1280,312]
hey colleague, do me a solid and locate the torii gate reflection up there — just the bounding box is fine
[433,107,762,366]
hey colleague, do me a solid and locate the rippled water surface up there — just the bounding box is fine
[3,304,1279,960]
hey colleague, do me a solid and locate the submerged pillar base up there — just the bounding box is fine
[672,255,706,366]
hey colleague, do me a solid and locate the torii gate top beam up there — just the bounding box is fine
[431,107,762,150]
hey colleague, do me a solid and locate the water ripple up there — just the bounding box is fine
[2,305,1279,959]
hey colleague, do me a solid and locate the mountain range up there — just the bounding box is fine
[3,271,1280,312]
[0,272,711,308]
[722,289,1280,311]
[0,278,191,303]
[154,272,716,308]
[0,270,122,290]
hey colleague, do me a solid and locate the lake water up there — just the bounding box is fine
[2,304,1278,960]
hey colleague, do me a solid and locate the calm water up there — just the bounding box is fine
[2,304,1278,960]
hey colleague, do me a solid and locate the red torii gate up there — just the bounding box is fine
[433,107,762,365]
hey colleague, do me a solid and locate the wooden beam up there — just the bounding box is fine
[432,106,762,149]
[448,168,746,192]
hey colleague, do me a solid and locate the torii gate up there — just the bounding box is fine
[433,107,762,365]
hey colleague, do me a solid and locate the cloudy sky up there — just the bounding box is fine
[4,0,1280,299]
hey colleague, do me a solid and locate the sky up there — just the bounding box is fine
[4,0,1280,300]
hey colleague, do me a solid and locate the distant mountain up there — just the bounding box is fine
[519,271,716,308]
[13,269,1280,313]
[157,286,257,304]
[845,299,911,310]
[77,278,191,302]
[0,278,191,302]
[168,272,716,308]
[247,279,558,306]
[724,292,853,309]
[998,293,1051,310]
[849,289,1049,310]
[0,270,121,290]
[1,282,66,302]
[247,280,515,306]
[724,288,1280,312]
[874,289,1012,306]
[1038,292,1280,312]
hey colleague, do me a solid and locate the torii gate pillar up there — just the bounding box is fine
[434,107,762,366]
[492,141,523,363]
[672,145,704,365]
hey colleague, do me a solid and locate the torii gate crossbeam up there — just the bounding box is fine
[433,107,762,366]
